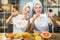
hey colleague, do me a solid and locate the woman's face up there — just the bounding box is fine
[23,7,30,15]
[34,4,42,14]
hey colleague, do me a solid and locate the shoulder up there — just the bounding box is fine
[16,14,23,18]
[13,14,22,19]
[40,14,49,19]
[17,14,22,16]
[43,13,48,17]
[40,14,46,16]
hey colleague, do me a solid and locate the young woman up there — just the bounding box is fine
[6,3,31,34]
[30,1,51,33]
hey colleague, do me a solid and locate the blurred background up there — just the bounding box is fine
[0,0,60,33]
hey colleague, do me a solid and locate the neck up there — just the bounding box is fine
[36,13,40,15]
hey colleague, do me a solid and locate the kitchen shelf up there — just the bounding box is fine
[0,0,20,33]
[44,6,60,8]
[44,0,60,17]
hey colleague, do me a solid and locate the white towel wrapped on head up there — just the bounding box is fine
[32,0,43,9]
[22,2,34,17]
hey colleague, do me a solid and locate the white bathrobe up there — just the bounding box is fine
[12,14,28,34]
[12,2,32,34]
[30,14,51,33]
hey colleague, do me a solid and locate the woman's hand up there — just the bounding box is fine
[32,14,40,20]
[24,16,30,20]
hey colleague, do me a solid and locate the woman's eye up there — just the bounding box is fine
[35,7,38,9]
[39,7,41,8]
[27,11,29,13]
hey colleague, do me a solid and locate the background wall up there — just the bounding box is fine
[19,0,44,17]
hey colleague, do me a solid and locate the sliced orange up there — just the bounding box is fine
[22,32,29,37]
[33,33,40,37]
[5,33,14,38]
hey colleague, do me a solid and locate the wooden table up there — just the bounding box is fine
[48,33,60,40]
[0,33,5,40]
[24,33,60,40]
[5,33,60,40]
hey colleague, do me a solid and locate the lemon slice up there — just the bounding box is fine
[35,36,41,40]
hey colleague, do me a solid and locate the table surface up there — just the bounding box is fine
[0,33,60,40]
[48,33,60,40]
[23,33,60,40]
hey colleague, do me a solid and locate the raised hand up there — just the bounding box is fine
[32,14,40,19]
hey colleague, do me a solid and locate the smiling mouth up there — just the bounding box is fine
[37,11,40,13]
[37,10,40,12]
